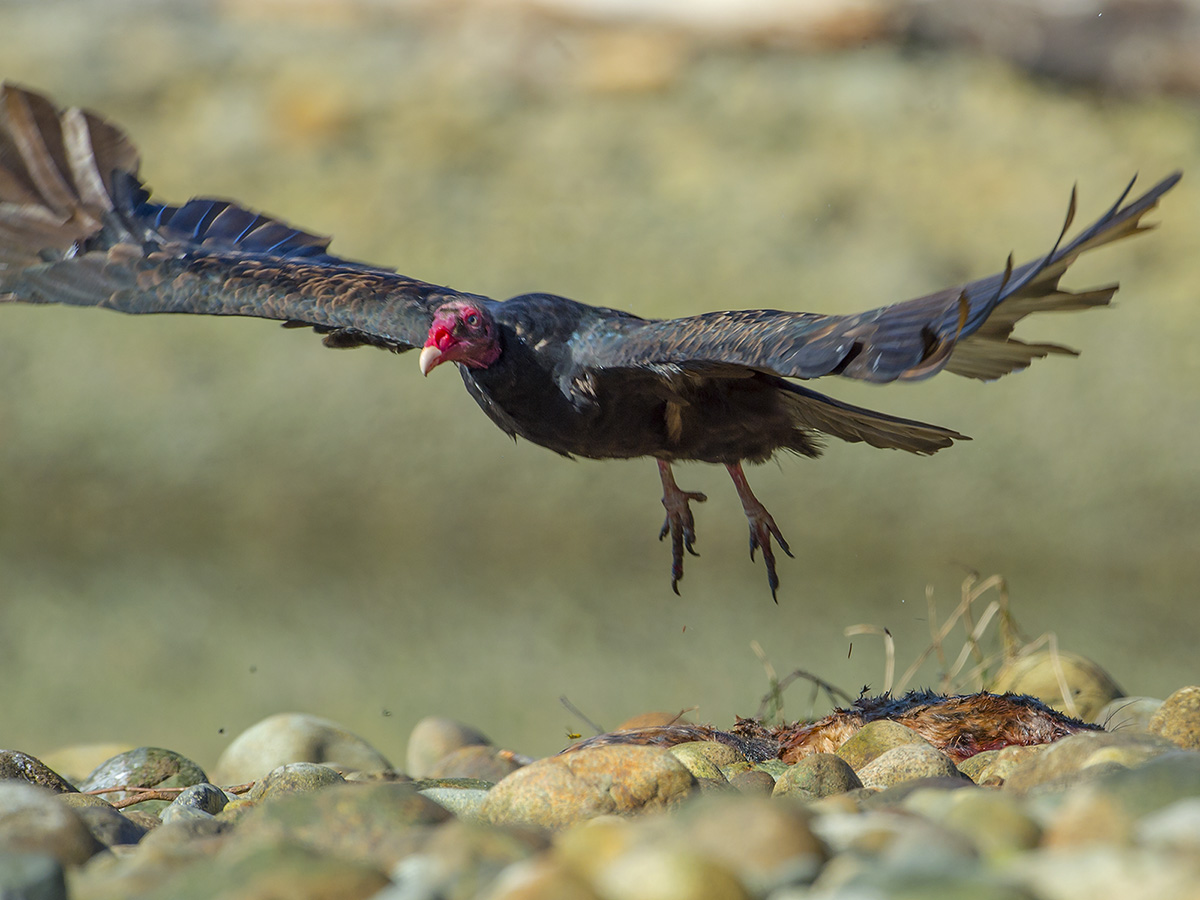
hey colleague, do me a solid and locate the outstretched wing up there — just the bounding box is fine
[0,83,475,351]
[571,172,1180,383]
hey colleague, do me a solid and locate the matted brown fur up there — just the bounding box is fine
[563,690,1101,764]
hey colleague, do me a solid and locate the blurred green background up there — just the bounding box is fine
[1,0,1197,768]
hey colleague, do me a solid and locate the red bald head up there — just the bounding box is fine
[419,300,502,376]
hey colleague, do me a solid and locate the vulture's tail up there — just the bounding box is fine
[771,375,968,455]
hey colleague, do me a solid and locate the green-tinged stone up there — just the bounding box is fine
[77,748,206,814]
[673,741,747,769]
[774,753,863,799]
[836,721,932,772]
[728,769,775,796]
[857,745,966,790]
[0,751,78,794]
[754,759,789,779]
[962,745,1046,787]
[669,744,729,783]
[247,763,345,801]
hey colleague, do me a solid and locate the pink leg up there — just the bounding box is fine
[657,460,707,595]
[726,463,793,602]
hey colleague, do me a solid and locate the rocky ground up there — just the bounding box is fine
[2,668,1199,899]
[2,4,1199,898]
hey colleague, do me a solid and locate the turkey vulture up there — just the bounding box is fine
[0,84,1180,598]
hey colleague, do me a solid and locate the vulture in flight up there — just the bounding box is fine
[0,84,1180,598]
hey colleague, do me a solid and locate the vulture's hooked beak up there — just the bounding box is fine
[418,345,442,376]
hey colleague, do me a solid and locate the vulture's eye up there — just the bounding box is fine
[465,313,481,328]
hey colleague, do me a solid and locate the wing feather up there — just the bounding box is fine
[0,83,466,351]
[572,172,1180,383]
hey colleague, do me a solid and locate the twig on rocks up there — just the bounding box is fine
[83,782,254,809]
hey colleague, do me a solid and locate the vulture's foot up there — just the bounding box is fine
[656,460,707,595]
[726,463,793,602]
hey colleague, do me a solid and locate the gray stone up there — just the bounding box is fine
[141,812,230,844]
[857,744,966,790]
[213,713,391,784]
[668,744,729,783]
[0,783,104,867]
[247,762,346,802]
[1009,845,1197,900]
[817,857,1037,900]
[728,768,775,796]
[167,782,229,816]
[426,745,523,782]
[387,819,546,899]
[588,845,751,900]
[1081,751,1200,819]
[1137,797,1200,851]
[0,751,77,794]
[671,794,827,892]
[555,818,751,900]
[0,851,67,900]
[73,802,149,848]
[808,807,974,863]
[934,787,1042,860]
[835,721,932,772]
[672,741,747,770]
[774,753,863,799]
[37,745,134,786]
[481,857,601,900]
[754,759,789,779]
[1038,752,1200,848]
[417,786,491,821]
[406,717,493,779]
[960,745,1046,787]
[77,747,207,813]
[1003,731,1179,795]
[160,804,219,826]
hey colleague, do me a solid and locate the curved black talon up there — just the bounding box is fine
[656,460,706,595]
[726,462,793,602]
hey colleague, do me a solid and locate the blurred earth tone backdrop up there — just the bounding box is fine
[1,0,1198,766]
